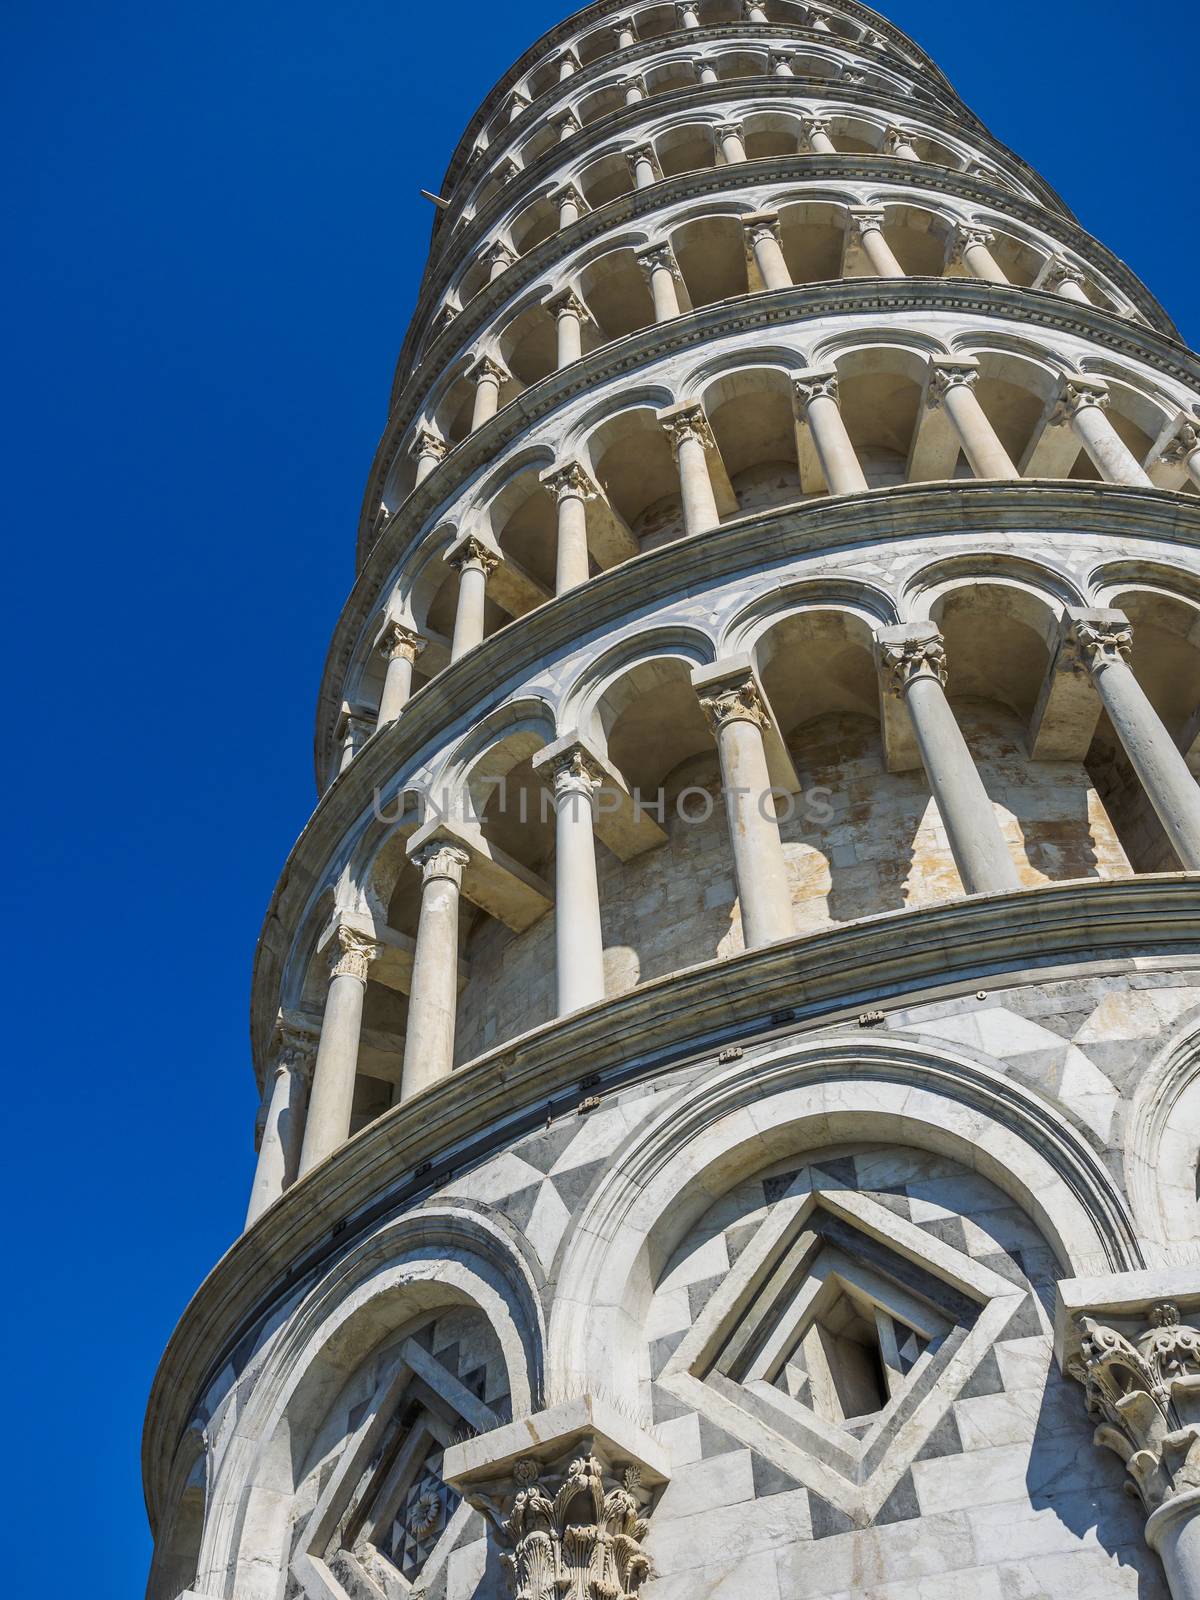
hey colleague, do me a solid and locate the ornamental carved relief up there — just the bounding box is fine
[879,632,949,693]
[1069,615,1134,673]
[697,677,772,732]
[1068,1304,1200,1513]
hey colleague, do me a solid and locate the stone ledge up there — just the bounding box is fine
[1054,1266,1200,1370]
[443,1394,670,1492]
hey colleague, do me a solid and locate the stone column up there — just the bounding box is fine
[877,625,1020,894]
[793,369,868,493]
[508,90,529,123]
[660,403,721,536]
[953,225,1008,283]
[1044,255,1090,304]
[1067,1304,1200,1600]
[541,461,598,595]
[449,536,500,661]
[336,706,372,774]
[743,211,792,291]
[245,1026,316,1226]
[399,843,469,1103]
[1054,377,1152,486]
[1069,611,1200,870]
[627,144,659,190]
[376,622,426,728]
[297,925,380,1177]
[849,208,905,277]
[810,9,834,30]
[930,359,1020,479]
[802,116,837,154]
[677,0,701,27]
[546,287,592,368]
[637,244,684,321]
[884,125,920,160]
[698,60,720,84]
[468,355,509,430]
[1162,418,1200,490]
[558,49,579,81]
[744,0,770,19]
[716,121,747,164]
[554,184,587,229]
[546,745,607,1015]
[771,51,796,77]
[556,109,581,143]
[695,669,794,949]
[484,242,516,282]
[625,74,646,104]
[614,18,637,50]
[410,428,448,487]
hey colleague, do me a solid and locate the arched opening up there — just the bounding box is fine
[702,366,801,517]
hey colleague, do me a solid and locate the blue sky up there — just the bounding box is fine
[1,1,1190,1593]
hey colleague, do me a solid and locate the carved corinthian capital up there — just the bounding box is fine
[377,618,426,664]
[413,840,470,886]
[659,401,714,455]
[1053,375,1110,423]
[549,743,604,802]
[793,367,840,408]
[541,460,599,505]
[698,675,772,733]
[1068,610,1134,673]
[1068,1304,1200,1514]
[330,924,381,983]
[449,534,501,578]
[878,628,949,694]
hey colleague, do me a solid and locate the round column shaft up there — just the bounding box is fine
[639,246,682,321]
[744,213,792,291]
[542,462,597,595]
[628,146,657,189]
[661,405,721,536]
[803,118,837,154]
[794,371,868,493]
[298,927,380,1177]
[410,429,447,487]
[625,76,645,104]
[547,289,588,368]
[956,228,1008,283]
[245,1038,313,1226]
[879,628,1020,895]
[1059,380,1152,486]
[376,623,425,729]
[854,213,906,278]
[449,537,499,660]
[548,750,606,1015]
[400,845,468,1103]
[717,123,747,163]
[933,364,1020,479]
[469,357,507,429]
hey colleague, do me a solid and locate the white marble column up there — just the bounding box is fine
[558,49,579,81]
[802,116,837,154]
[743,211,792,291]
[449,536,500,660]
[556,109,581,143]
[1070,611,1200,870]
[771,51,796,77]
[376,622,426,729]
[694,668,794,949]
[399,843,468,1103]
[297,925,380,1177]
[716,120,747,164]
[614,18,637,49]
[884,125,920,160]
[744,0,770,19]
[637,244,684,321]
[1054,377,1152,486]
[484,242,516,282]
[677,0,702,28]
[245,1026,315,1226]
[625,74,646,104]
[508,90,530,123]
[660,403,721,536]
[1067,1303,1200,1600]
[554,184,587,229]
[468,355,509,430]
[541,461,598,594]
[877,625,1020,894]
[793,369,868,493]
[546,745,607,1015]
[627,143,659,190]
[336,705,372,774]
[849,208,905,277]
[697,59,720,83]
[930,359,1020,479]
[810,9,834,30]
[410,428,448,487]
[953,225,1008,283]
[546,287,592,368]
[1044,256,1090,304]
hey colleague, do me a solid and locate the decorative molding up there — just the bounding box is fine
[697,675,772,733]
[879,628,949,693]
[329,924,381,983]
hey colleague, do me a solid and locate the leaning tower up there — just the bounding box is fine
[145,3,1200,1598]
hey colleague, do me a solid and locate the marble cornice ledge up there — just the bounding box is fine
[153,873,1200,1527]
[318,478,1200,821]
[392,150,1132,419]
[435,0,957,201]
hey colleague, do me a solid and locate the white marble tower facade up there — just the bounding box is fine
[145,4,1200,1598]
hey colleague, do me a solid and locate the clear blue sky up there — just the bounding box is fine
[1,1,1190,1593]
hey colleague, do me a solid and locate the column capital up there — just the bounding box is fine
[329,923,381,983]
[695,671,773,734]
[1044,254,1086,289]
[466,353,511,388]
[555,108,581,137]
[409,427,448,466]
[802,114,832,140]
[448,532,502,578]
[540,460,599,504]
[482,240,517,273]
[507,88,530,116]
[625,143,660,180]
[496,155,522,183]
[1162,415,1200,465]
[335,702,373,741]
[1053,373,1111,422]
[544,285,593,324]
[611,17,637,45]
[376,619,426,665]
[715,118,745,140]
[793,366,840,408]
[551,182,589,217]
[847,204,886,238]
[1066,607,1134,673]
[741,209,782,246]
[841,67,867,84]
[676,0,702,22]
[273,1017,319,1078]
[928,356,981,404]
[770,50,796,70]
[412,838,471,886]
[635,241,684,283]
[657,400,715,455]
[1067,1302,1200,1515]
[625,71,647,94]
[431,302,459,335]
[876,623,949,694]
[883,124,918,152]
[951,223,996,259]
[546,741,605,800]
[557,47,580,71]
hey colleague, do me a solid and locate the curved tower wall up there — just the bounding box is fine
[145,5,1200,1599]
